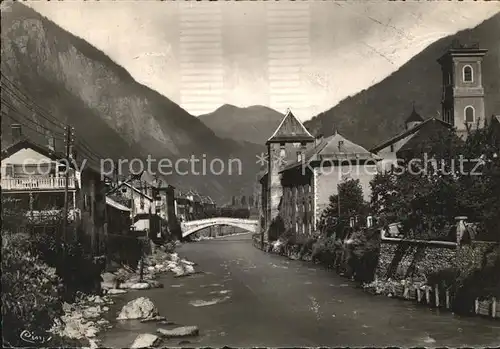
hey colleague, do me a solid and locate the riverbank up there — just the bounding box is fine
[47,243,199,348]
[252,234,500,321]
[99,233,500,347]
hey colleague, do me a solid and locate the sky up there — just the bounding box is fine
[27,0,500,121]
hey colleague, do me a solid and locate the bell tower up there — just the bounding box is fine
[438,41,488,139]
[265,109,314,234]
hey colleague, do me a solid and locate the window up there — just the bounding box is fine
[465,106,475,123]
[279,143,286,157]
[463,65,473,83]
[367,216,373,228]
[5,164,14,177]
[390,144,394,152]
[297,151,302,162]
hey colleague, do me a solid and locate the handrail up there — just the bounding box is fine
[1,176,75,190]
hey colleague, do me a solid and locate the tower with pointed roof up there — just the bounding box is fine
[405,103,424,130]
[438,42,488,138]
[264,109,314,233]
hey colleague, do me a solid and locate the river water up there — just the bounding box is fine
[100,233,500,347]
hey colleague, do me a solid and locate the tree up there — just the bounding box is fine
[318,179,367,239]
[369,120,500,241]
[240,195,247,207]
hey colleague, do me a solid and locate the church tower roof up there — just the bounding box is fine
[266,109,314,144]
[406,103,424,123]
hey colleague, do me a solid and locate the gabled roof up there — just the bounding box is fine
[187,190,202,203]
[267,109,314,144]
[107,181,153,201]
[200,195,215,205]
[280,131,381,172]
[370,117,453,154]
[1,138,64,161]
[1,138,105,176]
[106,197,131,212]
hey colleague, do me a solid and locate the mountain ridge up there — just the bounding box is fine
[303,13,500,149]
[1,2,261,203]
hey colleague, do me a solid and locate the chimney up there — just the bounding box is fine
[11,124,22,142]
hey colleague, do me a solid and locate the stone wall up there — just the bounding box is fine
[375,241,457,281]
[376,239,499,282]
[456,241,500,275]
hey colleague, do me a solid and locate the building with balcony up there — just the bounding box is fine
[1,126,109,255]
[1,137,78,226]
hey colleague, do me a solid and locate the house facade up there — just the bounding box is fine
[259,110,380,241]
[1,136,78,231]
[1,125,109,255]
[106,170,176,241]
[370,110,454,170]
[105,196,131,235]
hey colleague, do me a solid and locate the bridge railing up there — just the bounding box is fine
[182,217,258,226]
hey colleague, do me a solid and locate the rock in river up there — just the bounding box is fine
[117,297,159,320]
[131,333,161,348]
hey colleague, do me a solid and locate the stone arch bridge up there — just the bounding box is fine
[180,217,259,238]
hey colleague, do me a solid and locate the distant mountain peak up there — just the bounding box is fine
[198,104,285,144]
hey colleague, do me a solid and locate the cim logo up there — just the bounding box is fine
[20,330,52,345]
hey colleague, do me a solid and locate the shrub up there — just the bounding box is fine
[2,232,63,345]
[426,267,459,290]
[298,237,316,258]
[311,235,338,268]
[268,216,285,241]
[345,228,381,283]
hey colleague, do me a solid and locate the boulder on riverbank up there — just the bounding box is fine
[50,293,114,341]
[131,333,161,348]
[117,297,159,320]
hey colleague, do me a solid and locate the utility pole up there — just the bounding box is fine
[62,125,74,247]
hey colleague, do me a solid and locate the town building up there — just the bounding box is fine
[372,42,491,166]
[1,124,109,255]
[174,189,193,222]
[105,196,132,235]
[106,170,175,241]
[187,189,204,219]
[200,195,216,214]
[438,41,488,139]
[259,110,380,240]
[370,106,454,169]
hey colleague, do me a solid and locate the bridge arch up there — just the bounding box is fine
[181,218,259,238]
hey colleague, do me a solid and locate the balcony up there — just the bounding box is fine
[1,176,76,191]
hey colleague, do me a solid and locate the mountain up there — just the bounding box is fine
[198,104,284,145]
[1,2,262,203]
[303,13,500,149]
